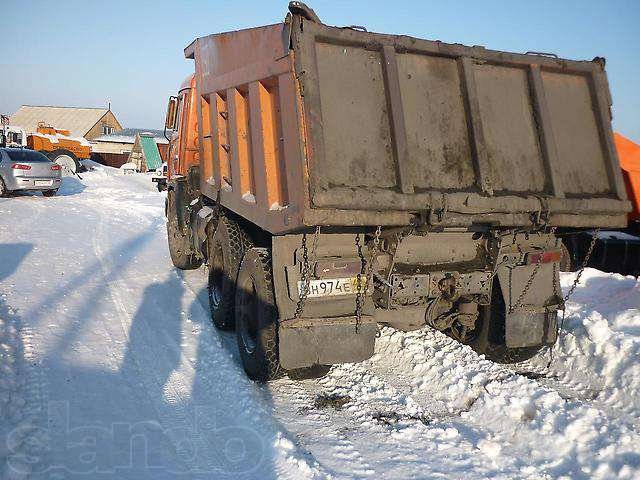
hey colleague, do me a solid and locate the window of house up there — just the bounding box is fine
[102,124,114,135]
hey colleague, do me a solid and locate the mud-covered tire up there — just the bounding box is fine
[207,215,253,330]
[42,189,58,197]
[235,248,284,382]
[166,190,201,270]
[287,364,332,381]
[470,282,546,364]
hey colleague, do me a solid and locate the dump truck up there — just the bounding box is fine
[162,2,630,381]
[26,122,91,175]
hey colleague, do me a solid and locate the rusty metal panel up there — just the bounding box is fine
[541,71,611,196]
[396,53,475,191]
[290,15,629,228]
[315,42,396,189]
[474,63,546,193]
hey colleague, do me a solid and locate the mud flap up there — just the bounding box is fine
[496,264,559,348]
[278,316,377,369]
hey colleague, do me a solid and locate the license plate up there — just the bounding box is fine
[35,180,53,187]
[297,277,368,298]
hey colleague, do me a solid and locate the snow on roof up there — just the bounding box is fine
[92,128,168,145]
[10,105,118,138]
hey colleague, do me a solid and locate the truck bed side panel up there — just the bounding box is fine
[190,23,307,233]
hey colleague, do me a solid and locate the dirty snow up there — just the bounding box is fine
[1,163,639,479]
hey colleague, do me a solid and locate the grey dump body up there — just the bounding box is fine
[179,5,630,372]
[290,16,630,229]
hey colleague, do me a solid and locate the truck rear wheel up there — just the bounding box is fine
[469,282,546,364]
[47,149,80,176]
[235,248,284,381]
[207,215,253,330]
[166,190,202,270]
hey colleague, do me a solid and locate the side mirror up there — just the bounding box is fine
[165,96,179,130]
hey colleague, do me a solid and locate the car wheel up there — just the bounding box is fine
[42,189,58,197]
[235,248,284,382]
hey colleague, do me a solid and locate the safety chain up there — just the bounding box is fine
[508,227,557,314]
[354,226,383,333]
[546,228,600,368]
[562,228,599,304]
[293,226,321,319]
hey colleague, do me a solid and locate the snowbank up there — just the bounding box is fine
[536,268,640,419]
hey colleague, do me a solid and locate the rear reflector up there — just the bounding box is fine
[11,163,31,170]
[526,249,562,265]
[51,164,61,171]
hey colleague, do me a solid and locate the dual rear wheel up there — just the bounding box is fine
[206,215,331,382]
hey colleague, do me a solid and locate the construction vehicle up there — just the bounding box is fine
[0,115,26,148]
[562,133,640,276]
[27,122,91,175]
[1,117,90,175]
[163,2,630,381]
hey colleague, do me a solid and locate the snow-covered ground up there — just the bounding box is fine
[1,164,639,479]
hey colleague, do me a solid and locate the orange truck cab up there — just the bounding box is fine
[166,75,200,181]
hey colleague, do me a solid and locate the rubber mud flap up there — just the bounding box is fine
[496,263,558,348]
[278,316,376,370]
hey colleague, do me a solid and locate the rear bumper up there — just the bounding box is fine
[6,176,62,191]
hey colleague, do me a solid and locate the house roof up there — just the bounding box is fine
[92,128,168,145]
[10,105,114,137]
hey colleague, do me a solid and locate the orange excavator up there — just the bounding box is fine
[563,133,640,276]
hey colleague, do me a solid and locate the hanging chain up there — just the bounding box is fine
[508,227,556,314]
[294,226,321,319]
[354,226,382,333]
[546,228,600,368]
[562,228,599,304]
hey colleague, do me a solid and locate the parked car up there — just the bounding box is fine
[0,148,62,197]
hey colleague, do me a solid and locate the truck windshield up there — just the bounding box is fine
[4,149,51,163]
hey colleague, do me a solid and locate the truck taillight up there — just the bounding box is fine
[51,164,61,171]
[11,163,31,170]
[526,249,562,265]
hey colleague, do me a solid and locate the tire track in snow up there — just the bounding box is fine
[178,269,333,479]
[90,202,329,479]
[90,210,222,475]
[271,379,376,479]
